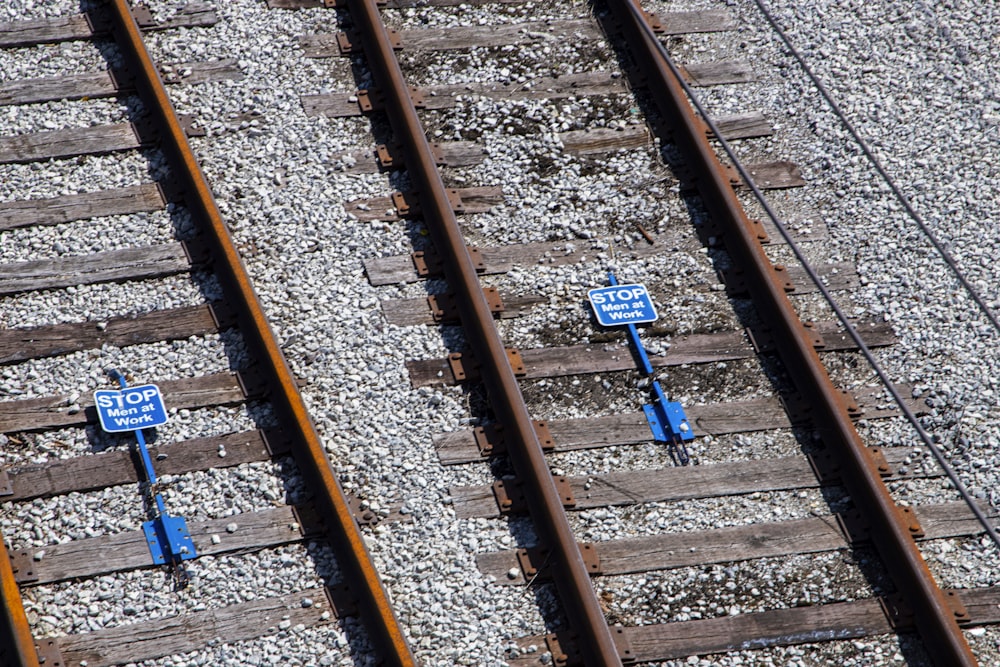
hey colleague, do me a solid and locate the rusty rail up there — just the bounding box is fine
[0,536,38,667]
[344,0,623,665]
[104,1,416,665]
[598,1,977,664]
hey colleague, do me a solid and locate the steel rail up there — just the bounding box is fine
[103,2,417,665]
[0,535,38,667]
[344,1,623,664]
[598,1,978,665]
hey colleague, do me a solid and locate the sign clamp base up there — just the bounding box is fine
[143,512,197,565]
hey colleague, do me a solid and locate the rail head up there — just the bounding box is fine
[0,535,39,667]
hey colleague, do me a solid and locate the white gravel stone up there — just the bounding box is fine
[2,0,999,665]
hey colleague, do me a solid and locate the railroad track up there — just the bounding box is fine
[283,0,1000,664]
[1,0,998,665]
[0,2,413,666]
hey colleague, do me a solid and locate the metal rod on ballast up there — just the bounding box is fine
[608,272,654,376]
[110,370,160,490]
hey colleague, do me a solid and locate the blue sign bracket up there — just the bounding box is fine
[105,370,196,576]
[602,273,693,465]
[643,380,694,465]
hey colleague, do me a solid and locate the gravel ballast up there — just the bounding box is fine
[1,0,999,665]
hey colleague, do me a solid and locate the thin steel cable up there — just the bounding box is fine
[751,0,1000,335]
[633,9,1000,549]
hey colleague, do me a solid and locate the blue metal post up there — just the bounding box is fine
[604,273,692,464]
[608,272,654,375]
[108,370,196,569]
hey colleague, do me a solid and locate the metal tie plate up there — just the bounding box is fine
[449,348,524,383]
[411,246,484,277]
[474,420,554,457]
[428,287,503,323]
[516,542,601,581]
[10,549,38,584]
[35,637,64,667]
[492,475,574,515]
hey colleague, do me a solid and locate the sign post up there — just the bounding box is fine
[588,273,693,464]
[95,372,196,576]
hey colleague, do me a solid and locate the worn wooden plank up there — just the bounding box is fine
[0,242,191,296]
[407,320,896,387]
[0,304,220,365]
[480,501,997,584]
[157,59,244,86]
[383,19,604,52]
[560,112,771,155]
[960,587,1000,626]
[559,126,652,155]
[435,384,924,464]
[346,186,503,222]
[512,587,1000,664]
[382,263,856,327]
[408,334,743,387]
[0,123,142,164]
[680,160,805,191]
[804,263,859,291]
[654,10,736,35]
[684,162,805,191]
[3,430,280,502]
[511,600,890,665]
[24,506,308,585]
[677,60,755,86]
[744,160,805,189]
[624,601,888,662]
[364,228,830,286]
[708,111,774,140]
[0,372,247,434]
[58,589,334,667]
[382,293,548,326]
[303,12,733,57]
[303,72,628,117]
[0,3,217,47]
[332,141,486,174]
[0,183,165,232]
[366,239,608,286]
[451,447,930,518]
[303,58,745,118]
[723,262,858,295]
[648,601,890,661]
[0,14,93,46]
[0,60,241,107]
[0,71,116,106]
[138,2,219,31]
[484,513,850,580]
